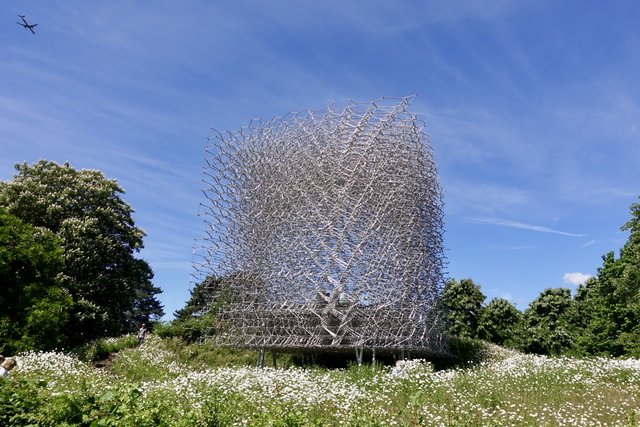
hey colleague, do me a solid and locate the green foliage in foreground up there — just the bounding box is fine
[2,336,640,426]
[0,209,71,354]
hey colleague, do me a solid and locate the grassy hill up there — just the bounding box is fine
[2,335,639,426]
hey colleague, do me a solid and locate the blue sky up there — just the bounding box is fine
[2,1,639,317]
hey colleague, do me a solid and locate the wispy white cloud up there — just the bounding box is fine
[487,244,536,250]
[319,0,524,35]
[419,104,551,181]
[581,240,596,247]
[563,272,592,287]
[444,182,528,214]
[471,217,586,237]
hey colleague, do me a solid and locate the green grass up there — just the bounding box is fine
[3,336,640,426]
[72,334,139,363]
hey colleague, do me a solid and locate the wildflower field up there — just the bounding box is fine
[1,336,640,426]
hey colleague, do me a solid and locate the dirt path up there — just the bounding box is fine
[94,351,119,369]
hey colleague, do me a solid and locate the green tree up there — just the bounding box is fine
[572,197,640,356]
[442,278,485,338]
[164,275,237,343]
[477,297,522,347]
[521,288,575,355]
[126,259,164,330]
[0,161,163,344]
[0,209,72,353]
[174,276,222,320]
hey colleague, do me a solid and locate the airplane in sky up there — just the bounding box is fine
[17,15,37,35]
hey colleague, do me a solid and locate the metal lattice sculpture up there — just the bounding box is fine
[194,97,446,355]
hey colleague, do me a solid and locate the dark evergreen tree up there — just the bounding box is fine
[174,276,222,320]
[164,276,224,342]
[126,259,164,330]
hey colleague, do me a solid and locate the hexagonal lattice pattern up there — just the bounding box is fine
[194,97,446,353]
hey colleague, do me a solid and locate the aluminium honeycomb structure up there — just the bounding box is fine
[194,97,447,358]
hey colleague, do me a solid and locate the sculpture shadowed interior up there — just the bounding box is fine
[195,97,447,357]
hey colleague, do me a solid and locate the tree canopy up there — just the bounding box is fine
[477,297,521,347]
[442,278,486,339]
[0,161,163,344]
[174,276,220,321]
[520,288,575,355]
[0,209,72,353]
[572,197,640,356]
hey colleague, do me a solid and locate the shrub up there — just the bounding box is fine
[73,335,138,363]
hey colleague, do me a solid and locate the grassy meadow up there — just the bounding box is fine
[1,335,639,426]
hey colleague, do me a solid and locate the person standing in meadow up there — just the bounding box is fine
[137,324,148,345]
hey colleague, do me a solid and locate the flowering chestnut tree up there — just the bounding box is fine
[0,161,163,344]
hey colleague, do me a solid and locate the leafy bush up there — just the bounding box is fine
[73,335,138,363]
[153,317,211,343]
[0,209,70,354]
[0,377,43,426]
